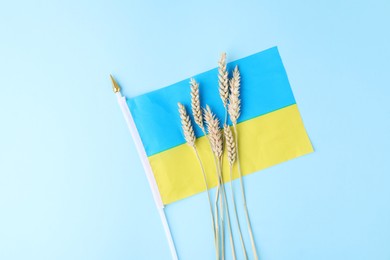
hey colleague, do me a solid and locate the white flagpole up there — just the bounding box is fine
[111,75,178,260]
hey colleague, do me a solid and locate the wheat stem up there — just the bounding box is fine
[193,147,216,241]
[218,157,237,260]
[216,160,225,260]
[199,125,221,259]
[229,166,248,260]
[201,126,222,260]
[221,203,224,260]
[214,185,220,260]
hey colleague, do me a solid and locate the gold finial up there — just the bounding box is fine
[110,74,121,93]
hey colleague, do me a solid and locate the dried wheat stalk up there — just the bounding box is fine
[178,102,217,255]
[204,105,237,260]
[227,66,259,260]
[217,53,238,259]
[224,125,248,259]
[189,80,226,259]
[203,105,224,258]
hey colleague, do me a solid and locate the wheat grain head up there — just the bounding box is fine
[190,78,204,131]
[228,66,241,125]
[204,105,223,158]
[218,52,229,108]
[178,102,196,147]
[224,125,236,166]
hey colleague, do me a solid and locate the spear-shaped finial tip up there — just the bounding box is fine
[110,74,121,93]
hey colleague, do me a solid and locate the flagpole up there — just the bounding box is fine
[111,75,178,260]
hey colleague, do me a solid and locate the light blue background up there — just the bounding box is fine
[0,1,389,259]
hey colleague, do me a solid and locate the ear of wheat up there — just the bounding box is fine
[178,102,196,147]
[218,53,229,108]
[204,105,223,159]
[219,53,230,126]
[190,78,205,131]
[228,66,241,125]
[204,105,238,259]
[224,126,236,166]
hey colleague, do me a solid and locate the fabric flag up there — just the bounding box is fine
[126,46,313,205]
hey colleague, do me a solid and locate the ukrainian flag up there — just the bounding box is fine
[127,46,313,205]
